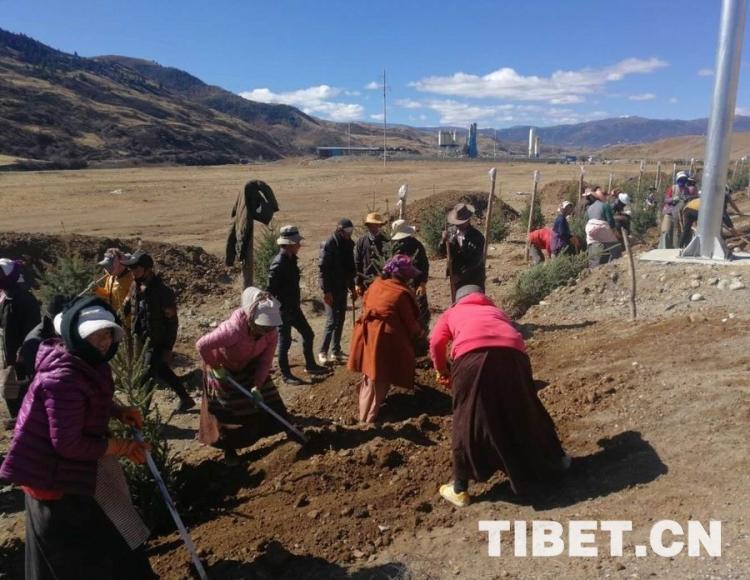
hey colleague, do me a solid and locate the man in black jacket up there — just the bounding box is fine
[318,218,356,364]
[124,251,195,412]
[354,212,388,295]
[267,226,330,385]
[0,259,40,429]
[391,219,430,329]
[440,203,486,302]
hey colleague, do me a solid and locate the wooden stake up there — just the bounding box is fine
[607,173,613,193]
[483,168,498,264]
[690,157,696,175]
[525,170,540,262]
[621,230,637,321]
[672,162,677,184]
[655,161,662,192]
[242,218,254,289]
[636,160,645,200]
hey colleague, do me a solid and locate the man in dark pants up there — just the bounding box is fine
[267,225,330,385]
[440,203,486,302]
[391,219,430,329]
[319,218,356,365]
[0,259,40,430]
[354,212,388,295]
[123,251,195,412]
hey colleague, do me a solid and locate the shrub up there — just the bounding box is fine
[504,253,588,318]
[630,203,658,238]
[487,210,510,244]
[420,205,447,257]
[110,337,178,531]
[253,222,279,290]
[34,247,98,305]
[519,200,545,232]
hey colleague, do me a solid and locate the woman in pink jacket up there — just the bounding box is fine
[429,285,569,507]
[196,287,285,465]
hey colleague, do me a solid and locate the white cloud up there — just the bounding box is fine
[370,113,384,121]
[394,98,607,127]
[669,97,678,104]
[698,68,714,77]
[411,57,668,104]
[365,81,381,90]
[629,93,656,101]
[239,85,364,121]
[736,106,750,116]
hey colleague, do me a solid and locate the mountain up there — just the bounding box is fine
[598,132,750,160]
[493,116,750,150]
[0,28,432,167]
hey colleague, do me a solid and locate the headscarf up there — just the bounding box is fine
[382,255,421,281]
[240,287,282,327]
[0,258,24,289]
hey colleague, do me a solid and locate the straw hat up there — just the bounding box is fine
[364,212,387,225]
[391,219,416,241]
[447,203,475,225]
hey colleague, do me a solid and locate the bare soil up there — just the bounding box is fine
[1,160,749,580]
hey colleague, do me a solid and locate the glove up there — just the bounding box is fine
[113,406,143,429]
[435,371,451,388]
[250,387,264,403]
[416,283,427,297]
[323,292,333,307]
[106,438,150,464]
[209,366,228,380]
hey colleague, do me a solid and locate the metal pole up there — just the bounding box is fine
[383,69,387,167]
[684,0,747,259]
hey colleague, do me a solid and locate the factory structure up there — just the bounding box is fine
[528,127,541,158]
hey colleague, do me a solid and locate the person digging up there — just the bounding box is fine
[440,203,486,302]
[266,225,330,385]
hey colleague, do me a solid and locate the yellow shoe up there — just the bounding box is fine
[439,483,470,507]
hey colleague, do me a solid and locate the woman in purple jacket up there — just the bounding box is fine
[0,297,154,579]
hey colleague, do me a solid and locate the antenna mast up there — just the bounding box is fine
[383,69,387,167]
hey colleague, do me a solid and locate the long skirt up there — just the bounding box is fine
[198,362,288,450]
[357,375,389,423]
[25,493,155,580]
[451,347,566,495]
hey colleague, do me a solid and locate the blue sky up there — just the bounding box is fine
[3,0,750,127]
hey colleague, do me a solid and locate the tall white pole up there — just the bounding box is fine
[684,0,747,259]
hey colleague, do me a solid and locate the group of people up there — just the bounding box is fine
[657,170,743,249]
[0,201,571,579]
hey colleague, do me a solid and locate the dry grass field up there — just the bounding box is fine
[0,158,640,258]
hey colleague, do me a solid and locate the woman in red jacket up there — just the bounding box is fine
[0,296,154,579]
[429,285,569,507]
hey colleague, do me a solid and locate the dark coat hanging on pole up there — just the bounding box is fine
[225,180,279,267]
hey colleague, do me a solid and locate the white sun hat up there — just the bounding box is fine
[241,287,282,327]
[54,306,125,341]
[391,219,416,241]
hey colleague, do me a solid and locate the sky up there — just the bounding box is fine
[2,0,750,128]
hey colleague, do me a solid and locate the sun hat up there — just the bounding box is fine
[55,297,124,364]
[382,255,421,280]
[560,200,573,211]
[121,250,154,269]
[391,219,416,241]
[618,193,631,205]
[447,203,476,225]
[364,212,387,225]
[277,225,303,246]
[241,287,282,327]
[676,171,688,182]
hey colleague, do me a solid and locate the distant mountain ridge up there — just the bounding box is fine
[491,116,750,149]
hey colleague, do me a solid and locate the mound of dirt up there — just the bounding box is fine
[0,232,235,307]
[539,179,589,202]
[409,189,520,226]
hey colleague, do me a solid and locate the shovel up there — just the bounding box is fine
[224,375,308,445]
[132,429,208,580]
